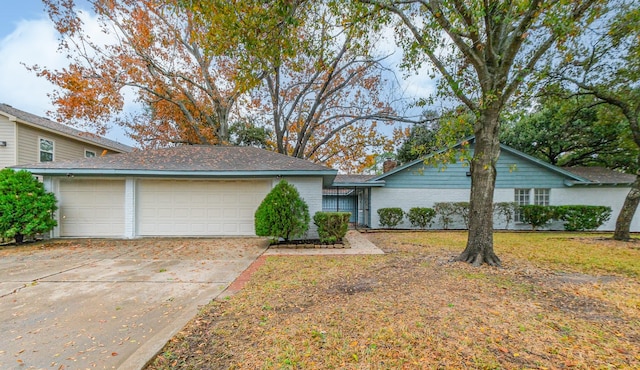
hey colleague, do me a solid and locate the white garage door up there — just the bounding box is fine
[58,179,125,237]
[137,180,271,236]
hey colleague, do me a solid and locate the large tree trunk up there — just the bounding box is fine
[613,174,640,240]
[455,109,502,266]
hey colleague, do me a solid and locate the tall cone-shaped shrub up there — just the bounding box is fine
[254,180,309,241]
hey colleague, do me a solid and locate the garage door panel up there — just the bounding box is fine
[138,180,270,236]
[59,180,125,237]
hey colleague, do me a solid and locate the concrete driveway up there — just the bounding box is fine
[0,238,268,369]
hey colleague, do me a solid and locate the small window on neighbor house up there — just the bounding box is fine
[514,188,551,222]
[39,138,54,162]
[85,150,96,158]
[514,188,531,222]
[534,188,550,206]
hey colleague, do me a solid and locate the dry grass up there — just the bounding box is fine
[147,231,640,369]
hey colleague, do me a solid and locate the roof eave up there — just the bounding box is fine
[564,179,633,187]
[330,180,386,187]
[9,115,132,153]
[16,168,337,177]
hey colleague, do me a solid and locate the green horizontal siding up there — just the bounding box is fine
[384,149,569,189]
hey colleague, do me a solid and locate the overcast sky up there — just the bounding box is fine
[0,2,436,148]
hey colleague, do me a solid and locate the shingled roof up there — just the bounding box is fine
[15,145,336,176]
[0,103,133,153]
[562,166,636,185]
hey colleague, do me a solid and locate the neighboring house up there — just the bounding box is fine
[325,138,639,232]
[15,146,337,239]
[0,103,132,168]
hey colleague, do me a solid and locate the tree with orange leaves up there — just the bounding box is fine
[36,0,301,147]
[37,0,411,172]
[245,3,412,173]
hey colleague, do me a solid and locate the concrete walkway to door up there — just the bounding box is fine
[0,238,269,370]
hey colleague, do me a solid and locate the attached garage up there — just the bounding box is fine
[58,179,125,237]
[18,146,336,239]
[137,179,271,236]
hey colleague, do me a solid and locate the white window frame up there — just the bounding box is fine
[534,188,550,206]
[85,149,97,158]
[514,188,551,222]
[39,138,54,162]
[514,188,530,222]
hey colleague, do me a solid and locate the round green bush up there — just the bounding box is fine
[0,169,57,243]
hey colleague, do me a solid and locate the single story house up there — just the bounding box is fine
[1,103,132,168]
[325,138,639,231]
[15,145,336,239]
[15,138,639,238]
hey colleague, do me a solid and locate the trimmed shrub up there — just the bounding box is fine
[494,202,517,229]
[452,202,470,228]
[433,202,457,229]
[406,207,436,229]
[313,212,350,243]
[555,205,612,231]
[254,180,309,241]
[0,169,57,243]
[377,207,404,228]
[520,205,557,230]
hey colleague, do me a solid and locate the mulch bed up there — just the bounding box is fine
[269,239,350,249]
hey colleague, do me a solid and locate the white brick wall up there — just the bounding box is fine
[370,188,470,229]
[553,187,639,231]
[369,186,640,231]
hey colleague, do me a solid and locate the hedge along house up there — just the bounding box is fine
[325,138,639,231]
[14,146,337,239]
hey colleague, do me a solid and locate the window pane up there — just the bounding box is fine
[39,139,54,162]
[85,150,96,158]
[40,151,53,162]
[40,139,53,152]
[534,189,550,206]
[514,189,530,206]
[514,189,530,222]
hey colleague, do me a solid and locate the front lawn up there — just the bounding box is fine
[147,231,640,369]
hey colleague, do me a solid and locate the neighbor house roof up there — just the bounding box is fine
[334,174,376,183]
[15,145,338,184]
[562,166,636,185]
[327,174,385,188]
[0,103,133,153]
[370,137,590,184]
[329,138,634,188]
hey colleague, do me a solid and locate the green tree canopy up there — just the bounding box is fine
[548,0,640,240]
[501,89,637,172]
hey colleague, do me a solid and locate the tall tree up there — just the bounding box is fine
[358,0,604,265]
[37,0,301,146]
[501,89,636,171]
[248,3,404,173]
[551,1,640,240]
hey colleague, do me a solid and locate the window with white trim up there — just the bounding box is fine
[534,188,550,206]
[39,138,54,162]
[85,149,96,158]
[514,188,550,222]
